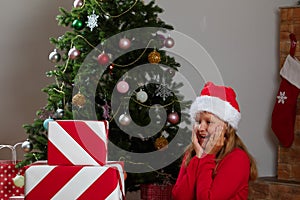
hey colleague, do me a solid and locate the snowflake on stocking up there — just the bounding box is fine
[277,91,287,104]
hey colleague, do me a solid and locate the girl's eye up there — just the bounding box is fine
[207,120,216,125]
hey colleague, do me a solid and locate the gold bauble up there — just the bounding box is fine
[154,136,168,150]
[72,92,86,107]
[148,50,161,64]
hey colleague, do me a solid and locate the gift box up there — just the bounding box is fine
[0,144,25,200]
[48,120,108,166]
[24,162,125,200]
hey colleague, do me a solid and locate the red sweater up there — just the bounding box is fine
[172,148,250,200]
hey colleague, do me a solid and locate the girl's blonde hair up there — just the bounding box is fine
[183,125,257,181]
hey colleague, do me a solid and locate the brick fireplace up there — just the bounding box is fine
[248,7,300,200]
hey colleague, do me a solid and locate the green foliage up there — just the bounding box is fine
[20,0,192,192]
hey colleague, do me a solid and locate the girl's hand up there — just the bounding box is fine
[205,125,225,155]
[192,128,204,158]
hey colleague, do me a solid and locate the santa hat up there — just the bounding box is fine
[190,82,241,130]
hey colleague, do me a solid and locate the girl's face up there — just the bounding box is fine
[193,112,227,148]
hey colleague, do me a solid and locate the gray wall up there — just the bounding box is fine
[0,0,298,176]
[0,1,71,158]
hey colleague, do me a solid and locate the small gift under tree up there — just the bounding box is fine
[0,142,29,199]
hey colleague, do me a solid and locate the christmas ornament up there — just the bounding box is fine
[72,92,86,107]
[148,50,161,64]
[119,37,131,50]
[156,77,172,101]
[154,136,168,150]
[55,108,64,119]
[164,36,175,48]
[68,47,81,60]
[43,117,54,130]
[73,0,83,8]
[167,112,180,124]
[97,52,110,65]
[12,174,25,188]
[117,80,129,93]
[72,19,84,30]
[48,49,61,63]
[86,10,99,31]
[136,89,148,103]
[272,54,300,147]
[21,140,33,153]
[119,113,131,126]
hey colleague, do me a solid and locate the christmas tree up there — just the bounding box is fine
[19,0,191,192]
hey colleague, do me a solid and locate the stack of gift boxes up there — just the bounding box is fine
[24,120,125,200]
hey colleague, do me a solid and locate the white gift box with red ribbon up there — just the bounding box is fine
[24,161,125,200]
[47,120,108,166]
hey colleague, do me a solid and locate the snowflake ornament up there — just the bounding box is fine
[155,77,173,101]
[86,10,99,31]
[277,91,287,104]
[156,85,172,101]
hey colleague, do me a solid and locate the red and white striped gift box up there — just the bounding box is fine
[48,120,108,166]
[24,164,125,200]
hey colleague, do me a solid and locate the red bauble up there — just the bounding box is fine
[167,112,179,124]
[97,52,110,65]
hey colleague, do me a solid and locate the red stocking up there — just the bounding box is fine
[271,55,300,147]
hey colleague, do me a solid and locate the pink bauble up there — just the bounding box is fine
[119,38,131,50]
[68,47,81,60]
[73,0,83,8]
[167,112,179,124]
[117,80,129,93]
[97,52,110,65]
[164,37,175,48]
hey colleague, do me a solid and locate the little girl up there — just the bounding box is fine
[172,82,257,200]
